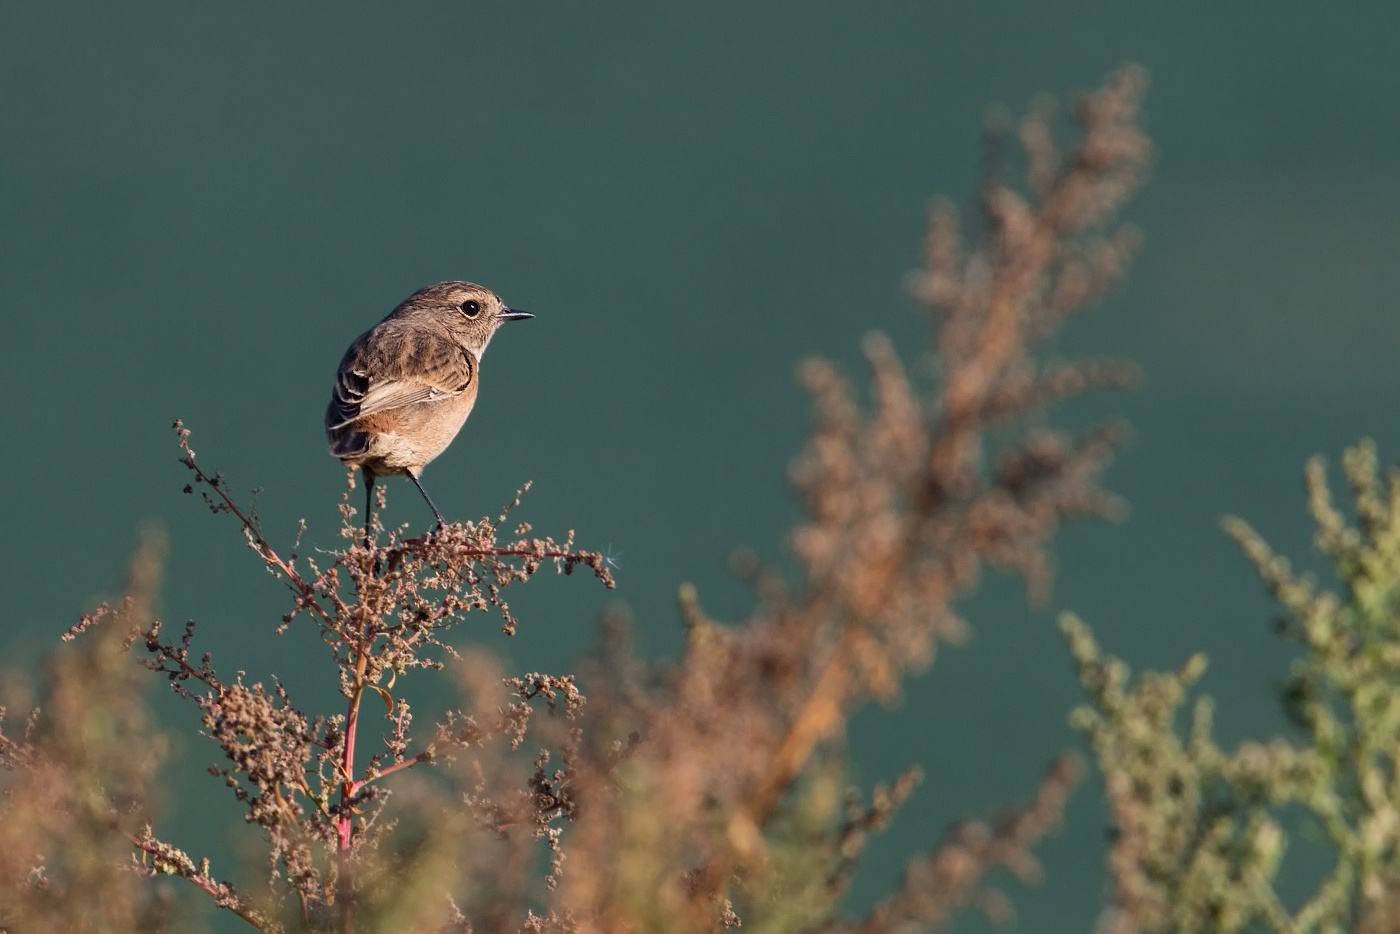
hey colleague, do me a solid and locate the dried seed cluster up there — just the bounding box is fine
[8,68,1157,934]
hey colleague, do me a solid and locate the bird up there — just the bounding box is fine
[325,280,533,537]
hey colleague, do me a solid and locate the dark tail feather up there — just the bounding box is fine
[328,426,370,462]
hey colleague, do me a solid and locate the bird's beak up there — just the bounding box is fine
[499,308,534,321]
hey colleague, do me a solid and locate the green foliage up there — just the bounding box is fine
[1066,439,1400,933]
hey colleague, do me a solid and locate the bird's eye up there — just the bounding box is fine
[460,300,481,317]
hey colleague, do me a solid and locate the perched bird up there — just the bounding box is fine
[325,281,533,534]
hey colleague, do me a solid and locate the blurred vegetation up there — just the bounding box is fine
[0,534,177,932]
[5,67,1396,934]
[1065,439,1400,933]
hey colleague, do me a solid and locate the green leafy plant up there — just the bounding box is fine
[1066,440,1400,933]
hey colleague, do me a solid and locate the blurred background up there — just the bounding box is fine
[3,5,1398,931]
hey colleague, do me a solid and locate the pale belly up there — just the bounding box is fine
[333,396,475,476]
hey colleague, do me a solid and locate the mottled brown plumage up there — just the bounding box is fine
[325,281,532,530]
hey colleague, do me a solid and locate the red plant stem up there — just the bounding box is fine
[385,542,592,565]
[365,748,433,783]
[336,685,360,932]
[336,678,363,930]
[338,692,359,852]
[152,644,223,693]
[336,590,378,930]
[130,835,267,929]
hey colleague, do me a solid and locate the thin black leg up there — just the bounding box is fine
[408,472,449,529]
[363,470,376,545]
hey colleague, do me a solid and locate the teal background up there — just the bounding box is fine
[3,5,1399,930]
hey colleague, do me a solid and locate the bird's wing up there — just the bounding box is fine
[326,327,475,430]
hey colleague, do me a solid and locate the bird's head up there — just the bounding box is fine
[391,280,532,356]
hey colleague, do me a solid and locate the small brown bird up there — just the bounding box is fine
[325,281,533,533]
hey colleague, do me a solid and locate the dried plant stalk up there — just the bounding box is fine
[15,66,1150,934]
[55,422,616,932]
[545,65,1149,933]
[0,534,180,932]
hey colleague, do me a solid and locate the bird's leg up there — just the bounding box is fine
[408,471,449,530]
[362,469,385,577]
[362,470,376,547]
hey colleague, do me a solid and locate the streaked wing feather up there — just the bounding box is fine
[327,328,473,430]
[350,381,451,420]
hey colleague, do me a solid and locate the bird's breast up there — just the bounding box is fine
[336,390,478,475]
